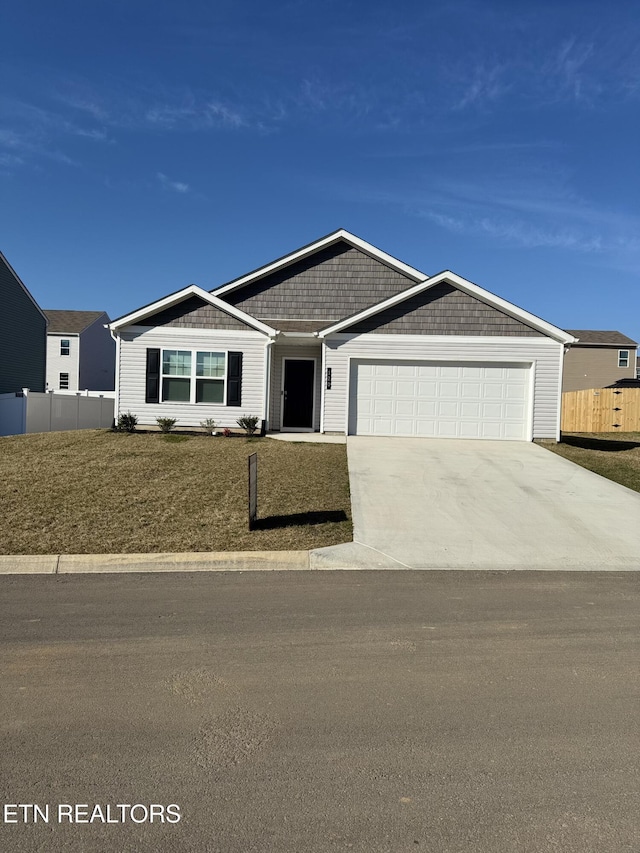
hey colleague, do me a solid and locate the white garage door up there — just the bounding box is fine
[350,360,531,440]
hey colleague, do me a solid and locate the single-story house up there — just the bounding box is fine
[562,330,638,392]
[109,230,576,441]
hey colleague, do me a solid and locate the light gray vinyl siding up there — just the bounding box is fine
[269,341,322,431]
[0,255,47,393]
[46,334,80,390]
[345,283,544,336]
[562,345,637,391]
[222,242,419,322]
[145,295,253,331]
[322,334,563,440]
[117,326,267,427]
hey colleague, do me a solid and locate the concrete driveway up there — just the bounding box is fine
[311,438,640,570]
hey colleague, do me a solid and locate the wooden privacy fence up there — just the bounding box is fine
[562,387,640,433]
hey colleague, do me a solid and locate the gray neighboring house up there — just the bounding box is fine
[0,252,47,394]
[562,330,638,392]
[109,230,576,441]
[44,310,115,392]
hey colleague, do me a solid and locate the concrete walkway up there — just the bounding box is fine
[311,437,640,570]
[266,431,346,444]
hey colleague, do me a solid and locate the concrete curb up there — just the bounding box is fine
[0,551,310,574]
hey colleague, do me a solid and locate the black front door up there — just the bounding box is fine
[282,360,315,430]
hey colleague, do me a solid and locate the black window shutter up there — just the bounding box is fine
[226,351,242,406]
[145,348,160,403]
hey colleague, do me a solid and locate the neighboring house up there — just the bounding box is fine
[44,310,116,391]
[0,252,47,394]
[109,230,576,441]
[562,330,638,392]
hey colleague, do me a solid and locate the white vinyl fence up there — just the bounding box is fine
[0,389,115,437]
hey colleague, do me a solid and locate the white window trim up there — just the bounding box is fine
[618,349,630,368]
[160,347,228,405]
[60,339,71,356]
[59,372,70,390]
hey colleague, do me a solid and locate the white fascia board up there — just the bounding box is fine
[109,284,277,337]
[324,332,564,345]
[317,271,577,344]
[212,229,429,297]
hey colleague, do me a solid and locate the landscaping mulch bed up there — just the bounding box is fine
[1,430,352,554]
[545,432,640,493]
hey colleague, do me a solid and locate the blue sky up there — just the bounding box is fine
[2,0,639,344]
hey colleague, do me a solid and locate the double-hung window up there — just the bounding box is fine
[161,349,226,403]
[60,339,70,356]
[618,350,630,368]
[59,372,69,389]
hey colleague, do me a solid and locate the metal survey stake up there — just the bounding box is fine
[248,452,258,530]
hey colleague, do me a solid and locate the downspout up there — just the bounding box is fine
[318,332,326,434]
[263,337,276,432]
[108,326,120,426]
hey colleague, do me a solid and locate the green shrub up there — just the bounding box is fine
[200,418,217,435]
[156,417,177,434]
[116,412,138,433]
[237,415,260,436]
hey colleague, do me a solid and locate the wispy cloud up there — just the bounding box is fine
[455,64,510,110]
[157,172,190,193]
[541,37,599,103]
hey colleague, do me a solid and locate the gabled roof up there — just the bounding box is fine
[212,229,429,298]
[565,330,638,347]
[0,251,48,323]
[109,284,277,336]
[44,310,107,334]
[317,271,578,345]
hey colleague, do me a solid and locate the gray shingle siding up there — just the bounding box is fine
[344,283,544,336]
[145,296,253,331]
[221,242,418,322]
[0,255,47,393]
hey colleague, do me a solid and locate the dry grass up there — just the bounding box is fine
[1,430,352,555]
[545,432,640,493]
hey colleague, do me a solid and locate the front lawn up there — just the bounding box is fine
[545,432,640,493]
[1,431,352,554]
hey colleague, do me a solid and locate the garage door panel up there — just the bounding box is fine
[397,365,416,377]
[461,402,481,418]
[375,380,394,395]
[417,365,438,378]
[440,366,460,379]
[462,366,483,378]
[396,400,415,416]
[439,382,460,397]
[437,421,459,437]
[461,382,482,398]
[417,400,437,417]
[505,384,527,400]
[374,398,393,415]
[505,403,526,419]
[350,359,531,440]
[459,422,481,438]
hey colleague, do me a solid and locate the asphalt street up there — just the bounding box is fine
[1,571,639,852]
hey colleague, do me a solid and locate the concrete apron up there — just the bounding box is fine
[312,437,640,571]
